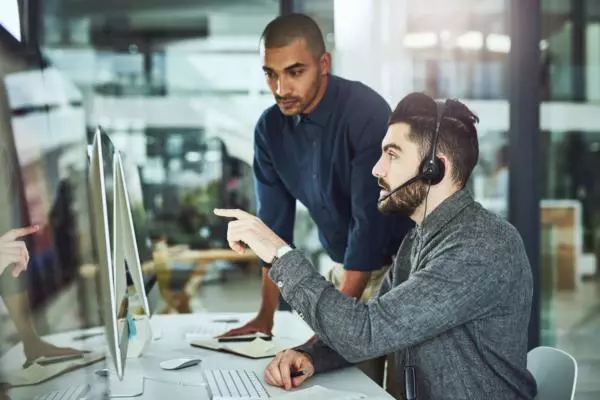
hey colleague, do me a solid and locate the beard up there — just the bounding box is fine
[275,73,322,116]
[377,177,429,216]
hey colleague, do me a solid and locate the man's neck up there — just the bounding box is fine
[303,74,329,114]
[411,185,461,226]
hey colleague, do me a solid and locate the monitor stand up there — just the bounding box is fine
[95,368,144,398]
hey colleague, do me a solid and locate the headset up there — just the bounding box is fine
[377,99,448,204]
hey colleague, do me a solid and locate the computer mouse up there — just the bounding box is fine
[159,358,202,371]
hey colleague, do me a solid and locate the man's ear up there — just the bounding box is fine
[319,52,331,76]
[437,154,450,179]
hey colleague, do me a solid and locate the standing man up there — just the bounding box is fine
[218,13,412,389]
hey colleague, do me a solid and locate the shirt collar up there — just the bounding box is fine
[299,74,337,127]
[420,188,474,238]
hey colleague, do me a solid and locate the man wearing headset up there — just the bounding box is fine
[215,93,538,399]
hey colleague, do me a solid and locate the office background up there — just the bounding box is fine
[1,0,599,398]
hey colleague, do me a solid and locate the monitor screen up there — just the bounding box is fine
[0,1,21,42]
[0,25,93,316]
[94,130,154,291]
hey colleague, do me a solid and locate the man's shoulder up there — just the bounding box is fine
[449,202,522,246]
[333,75,390,112]
[444,202,529,273]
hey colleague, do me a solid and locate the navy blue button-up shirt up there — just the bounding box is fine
[253,74,412,271]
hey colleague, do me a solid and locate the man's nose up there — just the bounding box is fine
[276,77,290,97]
[372,156,387,178]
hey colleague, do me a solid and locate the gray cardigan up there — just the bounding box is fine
[269,189,537,399]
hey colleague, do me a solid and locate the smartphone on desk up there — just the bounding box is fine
[36,353,85,366]
[217,333,272,343]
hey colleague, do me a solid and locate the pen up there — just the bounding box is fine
[290,370,305,378]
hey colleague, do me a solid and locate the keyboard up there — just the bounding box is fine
[204,369,269,400]
[34,384,90,400]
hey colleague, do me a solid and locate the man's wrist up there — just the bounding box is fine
[270,244,295,264]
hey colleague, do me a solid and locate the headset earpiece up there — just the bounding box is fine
[419,100,448,185]
[420,157,444,184]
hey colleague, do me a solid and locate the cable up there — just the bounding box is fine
[403,182,431,400]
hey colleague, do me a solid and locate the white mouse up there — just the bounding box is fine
[159,358,202,371]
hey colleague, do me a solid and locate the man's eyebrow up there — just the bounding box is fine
[262,63,306,73]
[284,62,305,71]
[383,143,402,152]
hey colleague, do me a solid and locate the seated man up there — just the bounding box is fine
[214,93,538,399]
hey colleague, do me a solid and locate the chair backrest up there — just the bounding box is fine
[527,346,578,400]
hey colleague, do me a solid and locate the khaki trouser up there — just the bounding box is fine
[326,264,402,398]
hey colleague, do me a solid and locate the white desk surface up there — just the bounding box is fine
[2,312,393,399]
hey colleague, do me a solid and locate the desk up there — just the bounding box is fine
[3,312,392,399]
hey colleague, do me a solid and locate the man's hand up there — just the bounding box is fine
[217,315,274,338]
[213,209,287,263]
[264,349,315,390]
[0,226,39,277]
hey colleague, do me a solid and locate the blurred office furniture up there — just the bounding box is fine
[480,198,594,292]
[150,246,259,314]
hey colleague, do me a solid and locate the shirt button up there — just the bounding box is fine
[277,281,283,288]
[298,313,304,319]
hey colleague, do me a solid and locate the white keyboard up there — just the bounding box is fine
[204,369,269,400]
[34,384,90,400]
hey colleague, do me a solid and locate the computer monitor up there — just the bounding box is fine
[93,127,156,317]
[113,152,151,317]
[0,0,21,42]
[0,21,97,322]
[88,130,129,381]
[0,22,105,394]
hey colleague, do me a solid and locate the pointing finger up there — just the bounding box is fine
[0,226,40,242]
[213,208,252,220]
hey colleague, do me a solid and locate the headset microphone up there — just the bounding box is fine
[377,174,423,203]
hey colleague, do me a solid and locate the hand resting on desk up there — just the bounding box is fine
[216,316,273,338]
[264,349,314,390]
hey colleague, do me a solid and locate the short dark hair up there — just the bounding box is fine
[389,92,479,187]
[260,13,326,57]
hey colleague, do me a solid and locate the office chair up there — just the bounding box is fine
[527,346,578,400]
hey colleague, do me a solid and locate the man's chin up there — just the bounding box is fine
[278,107,300,116]
[377,198,411,216]
[377,198,396,215]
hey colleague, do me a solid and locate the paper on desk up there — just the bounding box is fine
[271,385,368,400]
[190,337,283,359]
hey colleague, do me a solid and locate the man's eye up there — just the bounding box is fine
[264,71,275,79]
[387,152,397,160]
[289,69,303,77]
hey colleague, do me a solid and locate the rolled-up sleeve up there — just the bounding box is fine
[343,105,395,271]
[253,117,296,254]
